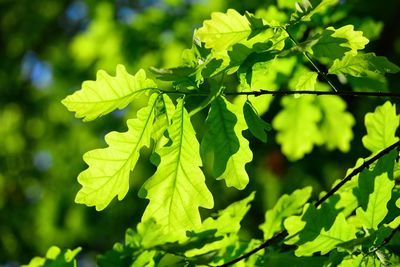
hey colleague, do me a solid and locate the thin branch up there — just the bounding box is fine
[228,90,400,98]
[217,140,400,267]
[314,140,400,206]
[217,230,288,267]
[159,89,400,98]
[283,27,339,92]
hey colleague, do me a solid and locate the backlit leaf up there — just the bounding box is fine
[195,9,266,52]
[294,71,318,91]
[310,25,368,59]
[356,173,395,230]
[140,99,213,235]
[273,95,323,161]
[362,101,400,154]
[291,0,338,22]
[201,96,253,189]
[75,94,159,210]
[260,187,312,240]
[284,204,356,256]
[329,53,400,77]
[62,65,157,121]
[318,96,355,151]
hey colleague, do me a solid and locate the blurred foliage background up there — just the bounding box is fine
[1,0,400,265]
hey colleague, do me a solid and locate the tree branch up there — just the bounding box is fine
[217,140,400,267]
[314,140,400,206]
[160,89,400,98]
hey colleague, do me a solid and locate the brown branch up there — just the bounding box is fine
[217,140,400,267]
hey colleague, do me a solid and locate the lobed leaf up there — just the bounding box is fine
[329,53,400,77]
[201,96,253,189]
[355,173,394,230]
[140,99,213,235]
[291,0,338,22]
[273,95,323,161]
[260,187,312,240]
[362,101,400,154]
[310,25,368,59]
[62,65,157,121]
[318,96,354,152]
[75,94,159,211]
[284,204,356,256]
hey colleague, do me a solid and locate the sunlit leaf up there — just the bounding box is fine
[185,192,255,257]
[201,96,253,189]
[284,204,356,256]
[294,71,318,91]
[140,99,213,235]
[75,94,159,210]
[62,65,157,121]
[291,0,338,22]
[273,95,323,161]
[356,173,395,229]
[195,9,267,52]
[318,96,355,151]
[260,187,312,240]
[310,25,368,59]
[329,53,400,77]
[22,246,81,267]
[362,101,400,153]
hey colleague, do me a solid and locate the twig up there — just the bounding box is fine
[217,140,400,267]
[283,27,339,92]
[315,140,400,206]
[159,89,400,98]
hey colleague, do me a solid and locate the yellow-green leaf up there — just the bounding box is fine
[273,95,323,161]
[75,94,159,210]
[62,65,157,121]
[140,99,213,235]
[362,101,400,153]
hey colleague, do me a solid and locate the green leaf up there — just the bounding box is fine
[386,198,400,229]
[195,9,266,52]
[140,99,213,235]
[291,0,338,22]
[310,25,368,59]
[22,246,81,267]
[243,100,271,142]
[284,204,356,256]
[201,96,253,189]
[185,192,255,257]
[273,95,323,161]
[294,71,318,91]
[75,94,159,211]
[260,251,328,267]
[318,96,355,152]
[362,101,400,154]
[62,65,157,121]
[329,53,400,77]
[237,56,297,115]
[195,9,251,52]
[356,173,395,230]
[260,187,312,240]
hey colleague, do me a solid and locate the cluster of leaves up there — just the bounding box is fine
[27,0,400,266]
